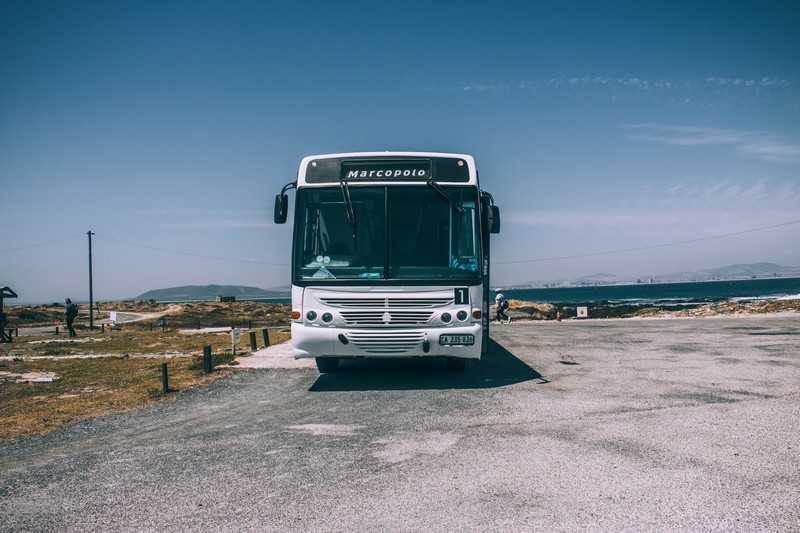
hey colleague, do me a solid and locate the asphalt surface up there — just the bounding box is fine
[1,315,798,532]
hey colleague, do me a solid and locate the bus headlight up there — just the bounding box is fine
[306,311,317,322]
[441,312,452,323]
[457,310,468,321]
[322,312,333,323]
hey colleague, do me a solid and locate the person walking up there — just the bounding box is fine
[494,288,511,323]
[65,298,78,337]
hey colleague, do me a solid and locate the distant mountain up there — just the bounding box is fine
[576,273,620,282]
[520,263,800,288]
[673,263,800,280]
[135,284,290,302]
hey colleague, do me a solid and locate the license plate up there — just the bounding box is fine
[439,334,474,346]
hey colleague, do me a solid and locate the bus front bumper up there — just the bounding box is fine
[291,323,482,360]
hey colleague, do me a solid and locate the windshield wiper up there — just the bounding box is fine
[427,178,465,214]
[339,179,357,233]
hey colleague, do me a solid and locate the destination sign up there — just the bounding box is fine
[304,156,471,184]
[340,160,432,181]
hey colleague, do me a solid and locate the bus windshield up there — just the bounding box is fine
[293,185,481,282]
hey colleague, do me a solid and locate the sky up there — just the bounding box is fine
[2,0,799,303]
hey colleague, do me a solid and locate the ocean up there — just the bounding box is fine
[249,277,800,308]
[503,277,800,307]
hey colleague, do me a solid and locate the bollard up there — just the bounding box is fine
[249,331,257,351]
[262,328,270,347]
[248,320,252,330]
[203,346,212,374]
[55,326,59,335]
[161,363,169,393]
[149,323,153,331]
[101,324,105,333]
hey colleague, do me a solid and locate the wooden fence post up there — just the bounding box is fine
[161,363,169,393]
[262,328,270,347]
[203,346,212,374]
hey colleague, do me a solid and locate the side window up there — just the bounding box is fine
[452,202,478,271]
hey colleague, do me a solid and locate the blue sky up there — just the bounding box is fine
[2,0,799,303]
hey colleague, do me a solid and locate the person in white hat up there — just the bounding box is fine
[494,288,511,323]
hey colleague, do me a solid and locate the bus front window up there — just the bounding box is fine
[387,187,479,279]
[294,187,385,280]
[293,186,481,281]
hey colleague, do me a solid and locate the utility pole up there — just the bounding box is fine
[87,231,95,331]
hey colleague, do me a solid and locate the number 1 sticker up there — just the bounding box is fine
[454,288,468,305]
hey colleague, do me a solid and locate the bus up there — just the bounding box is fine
[274,152,500,372]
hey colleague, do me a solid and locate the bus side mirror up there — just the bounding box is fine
[274,194,289,224]
[487,205,501,234]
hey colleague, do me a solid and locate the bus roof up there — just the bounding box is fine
[297,152,478,187]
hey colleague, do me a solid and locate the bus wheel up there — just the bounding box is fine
[446,357,466,372]
[316,357,340,373]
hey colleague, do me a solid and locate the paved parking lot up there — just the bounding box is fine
[1,315,798,531]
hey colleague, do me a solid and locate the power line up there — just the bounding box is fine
[3,220,797,268]
[494,219,800,266]
[0,234,85,253]
[95,234,290,266]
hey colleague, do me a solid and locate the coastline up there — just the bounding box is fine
[506,298,800,321]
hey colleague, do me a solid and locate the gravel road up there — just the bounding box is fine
[1,315,798,531]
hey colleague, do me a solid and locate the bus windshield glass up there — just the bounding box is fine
[293,185,481,281]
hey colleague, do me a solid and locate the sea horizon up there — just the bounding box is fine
[503,276,800,307]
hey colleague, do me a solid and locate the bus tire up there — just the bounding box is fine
[446,357,466,372]
[316,357,340,373]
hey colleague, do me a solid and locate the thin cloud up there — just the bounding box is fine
[156,220,273,229]
[503,210,724,239]
[706,76,790,88]
[420,75,794,102]
[640,176,800,209]
[137,209,262,216]
[738,137,800,163]
[504,208,800,242]
[625,124,800,164]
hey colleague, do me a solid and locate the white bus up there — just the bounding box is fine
[274,152,500,372]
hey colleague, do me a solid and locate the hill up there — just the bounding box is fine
[667,263,800,281]
[135,284,289,302]
[521,262,800,288]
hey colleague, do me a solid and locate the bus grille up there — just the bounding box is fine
[320,297,451,308]
[340,310,434,326]
[346,331,426,354]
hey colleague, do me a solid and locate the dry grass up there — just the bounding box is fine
[4,303,68,327]
[1,328,290,359]
[4,300,290,329]
[0,356,229,441]
[0,301,291,441]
